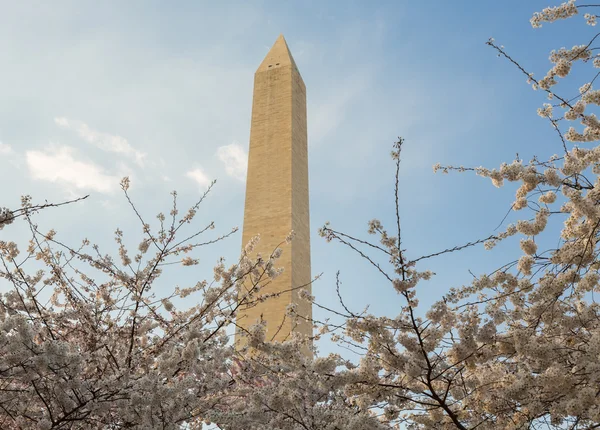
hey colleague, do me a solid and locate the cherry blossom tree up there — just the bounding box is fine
[0,180,301,429]
[308,1,600,428]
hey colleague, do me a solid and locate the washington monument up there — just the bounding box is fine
[236,35,312,349]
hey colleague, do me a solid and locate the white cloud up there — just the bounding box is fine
[186,168,212,189]
[0,142,13,155]
[216,143,247,181]
[26,144,118,193]
[54,117,147,167]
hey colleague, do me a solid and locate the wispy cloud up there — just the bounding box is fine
[216,143,247,181]
[186,168,212,189]
[54,117,147,167]
[308,70,372,146]
[0,142,13,155]
[26,144,118,193]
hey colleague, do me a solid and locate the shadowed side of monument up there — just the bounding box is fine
[235,35,312,352]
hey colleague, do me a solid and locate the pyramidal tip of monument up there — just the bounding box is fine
[256,34,298,73]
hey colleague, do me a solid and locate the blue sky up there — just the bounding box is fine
[0,1,592,356]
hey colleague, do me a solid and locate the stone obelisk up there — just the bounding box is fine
[236,34,312,349]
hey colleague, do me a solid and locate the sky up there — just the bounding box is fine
[0,1,593,357]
